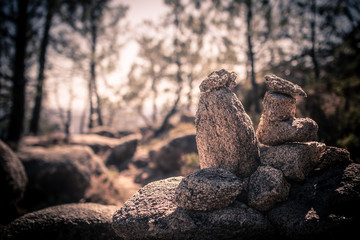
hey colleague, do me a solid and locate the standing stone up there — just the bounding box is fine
[196,69,260,178]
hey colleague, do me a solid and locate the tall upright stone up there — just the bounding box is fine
[195,69,260,178]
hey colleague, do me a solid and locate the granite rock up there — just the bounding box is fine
[317,146,352,170]
[105,134,139,170]
[268,163,360,239]
[2,203,120,240]
[18,145,106,210]
[0,140,28,224]
[263,91,296,121]
[261,142,326,181]
[196,69,260,178]
[248,166,290,212]
[175,168,245,211]
[256,116,318,146]
[264,75,307,97]
[199,69,237,93]
[150,134,197,173]
[112,177,274,240]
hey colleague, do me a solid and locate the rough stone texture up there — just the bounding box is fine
[248,166,290,212]
[317,146,352,170]
[0,140,28,224]
[1,203,120,240]
[263,91,296,121]
[261,142,326,181]
[264,75,307,97]
[112,177,274,240]
[268,163,360,239]
[196,70,260,178]
[175,168,245,211]
[105,134,139,170]
[150,134,197,173]
[199,69,237,93]
[17,145,106,211]
[256,116,318,146]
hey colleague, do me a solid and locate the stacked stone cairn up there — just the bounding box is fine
[2,71,359,240]
[176,72,322,212]
[175,69,261,211]
[112,70,360,240]
[256,74,318,145]
[250,74,326,211]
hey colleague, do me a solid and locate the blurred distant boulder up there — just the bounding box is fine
[70,134,126,157]
[2,203,120,240]
[17,145,106,211]
[22,132,68,147]
[88,126,118,138]
[117,130,136,138]
[105,134,140,170]
[0,140,28,224]
[87,126,136,139]
[150,134,197,173]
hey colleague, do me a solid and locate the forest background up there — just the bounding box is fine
[1,0,359,162]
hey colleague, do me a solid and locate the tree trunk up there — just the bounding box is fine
[246,0,260,113]
[29,0,54,135]
[79,103,87,134]
[64,109,71,141]
[310,0,320,80]
[6,0,29,149]
[153,87,181,137]
[186,72,194,111]
[88,11,103,129]
[153,63,183,137]
[153,2,183,137]
[151,67,158,123]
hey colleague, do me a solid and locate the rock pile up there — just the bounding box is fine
[111,71,360,240]
[256,75,318,145]
[248,75,326,211]
[3,70,358,240]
